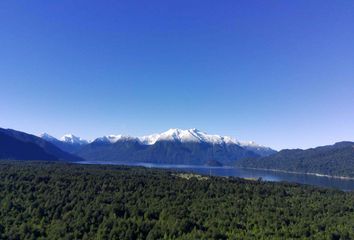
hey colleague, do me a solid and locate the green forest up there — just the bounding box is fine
[0,161,353,240]
[236,141,354,178]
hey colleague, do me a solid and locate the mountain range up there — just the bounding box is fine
[40,133,88,153]
[40,128,275,154]
[40,128,276,166]
[1,127,353,178]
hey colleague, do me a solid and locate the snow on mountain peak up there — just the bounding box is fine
[139,133,160,145]
[94,135,138,144]
[139,128,237,145]
[239,141,267,149]
[40,128,275,155]
[40,133,57,141]
[60,134,88,145]
[238,140,277,156]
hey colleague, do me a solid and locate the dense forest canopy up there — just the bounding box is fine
[0,161,353,239]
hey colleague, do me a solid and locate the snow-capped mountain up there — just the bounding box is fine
[40,128,276,165]
[41,133,88,145]
[94,128,246,146]
[89,128,275,155]
[94,135,138,144]
[238,141,277,156]
[40,133,58,142]
[40,133,88,153]
[138,128,236,145]
[93,128,273,153]
[76,128,276,166]
[60,134,88,145]
[143,128,276,156]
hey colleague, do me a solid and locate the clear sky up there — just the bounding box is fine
[0,0,353,150]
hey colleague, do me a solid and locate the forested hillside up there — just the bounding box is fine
[0,161,353,239]
[237,141,354,178]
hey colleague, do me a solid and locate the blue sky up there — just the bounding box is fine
[0,0,353,150]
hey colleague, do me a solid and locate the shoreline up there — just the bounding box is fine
[238,167,354,180]
[74,160,354,181]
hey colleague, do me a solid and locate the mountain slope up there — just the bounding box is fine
[236,141,354,177]
[0,128,84,162]
[0,132,58,160]
[239,141,276,156]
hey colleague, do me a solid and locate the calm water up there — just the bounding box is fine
[77,161,354,191]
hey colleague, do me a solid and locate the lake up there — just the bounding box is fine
[76,161,354,191]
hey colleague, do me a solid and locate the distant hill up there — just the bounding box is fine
[0,128,84,162]
[0,132,57,161]
[236,141,354,178]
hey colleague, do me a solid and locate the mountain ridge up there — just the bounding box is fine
[0,128,83,162]
[73,128,272,166]
[40,128,276,157]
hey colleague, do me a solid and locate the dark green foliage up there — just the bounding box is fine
[237,141,354,178]
[0,161,353,239]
